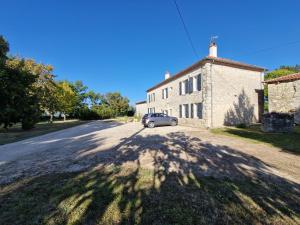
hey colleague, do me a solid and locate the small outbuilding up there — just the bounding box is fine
[135,101,147,117]
[264,73,300,124]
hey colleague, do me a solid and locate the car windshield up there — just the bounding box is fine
[142,114,149,119]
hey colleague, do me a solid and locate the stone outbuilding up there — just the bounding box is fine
[135,101,147,117]
[264,73,300,124]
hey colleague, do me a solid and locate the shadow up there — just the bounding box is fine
[1,127,300,224]
[219,124,300,155]
[224,89,256,126]
[295,107,300,125]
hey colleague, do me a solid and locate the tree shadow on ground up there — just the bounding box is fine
[1,130,300,224]
[224,89,256,126]
[217,124,300,155]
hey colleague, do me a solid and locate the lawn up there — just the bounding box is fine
[0,166,299,225]
[212,125,300,154]
[0,120,88,145]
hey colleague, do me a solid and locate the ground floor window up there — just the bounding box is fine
[196,103,203,119]
[183,104,189,118]
[148,108,155,113]
[179,103,203,119]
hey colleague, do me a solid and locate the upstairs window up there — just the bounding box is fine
[162,88,169,99]
[188,77,193,94]
[196,74,202,91]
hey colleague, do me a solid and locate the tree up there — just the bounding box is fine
[6,58,60,122]
[104,92,130,116]
[0,60,40,129]
[0,35,9,65]
[87,90,102,106]
[56,81,78,121]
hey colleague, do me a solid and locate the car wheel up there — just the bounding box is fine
[148,122,155,128]
[171,120,177,126]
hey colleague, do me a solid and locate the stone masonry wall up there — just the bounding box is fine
[146,63,264,128]
[135,102,147,117]
[147,66,207,128]
[268,80,300,124]
[211,64,264,127]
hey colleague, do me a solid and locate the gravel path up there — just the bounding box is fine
[0,121,299,184]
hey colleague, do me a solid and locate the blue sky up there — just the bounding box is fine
[1,0,299,104]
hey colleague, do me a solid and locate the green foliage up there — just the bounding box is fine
[105,92,130,116]
[56,81,78,120]
[0,35,9,65]
[92,105,115,119]
[0,60,40,129]
[0,35,131,127]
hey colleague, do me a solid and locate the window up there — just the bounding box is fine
[179,105,182,118]
[191,104,194,118]
[184,104,189,118]
[196,74,202,91]
[153,93,155,101]
[179,82,182,95]
[188,77,193,94]
[162,88,169,99]
[196,103,203,119]
[184,79,189,94]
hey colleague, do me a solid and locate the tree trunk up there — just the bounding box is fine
[63,114,66,121]
[49,114,53,123]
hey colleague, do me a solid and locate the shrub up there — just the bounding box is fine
[78,107,100,120]
[236,123,247,129]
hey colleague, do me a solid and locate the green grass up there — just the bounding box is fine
[212,125,300,154]
[0,166,299,225]
[0,120,88,145]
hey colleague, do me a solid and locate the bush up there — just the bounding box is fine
[236,123,247,129]
[78,107,100,120]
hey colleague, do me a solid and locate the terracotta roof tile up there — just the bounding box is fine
[264,73,300,84]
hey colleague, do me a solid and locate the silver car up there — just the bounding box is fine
[142,113,178,128]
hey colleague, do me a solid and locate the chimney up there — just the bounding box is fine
[209,42,217,57]
[209,36,218,57]
[165,71,171,80]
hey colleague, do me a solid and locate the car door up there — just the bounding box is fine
[160,113,170,126]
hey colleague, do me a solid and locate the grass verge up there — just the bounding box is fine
[211,125,300,154]
[0,120,88,145]
[0,166,299,225]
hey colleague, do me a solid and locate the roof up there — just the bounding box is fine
[147,56,266,92]
[135,100,147,105]
[264,73,300,84]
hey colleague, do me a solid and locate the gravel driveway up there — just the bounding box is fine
[0,120,299,184]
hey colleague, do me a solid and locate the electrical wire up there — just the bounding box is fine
[171,0,199,59]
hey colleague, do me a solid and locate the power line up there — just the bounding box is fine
[171,0,198,58]
[239,40,300,57]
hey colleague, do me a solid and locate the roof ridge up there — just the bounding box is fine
[147,57,266,92]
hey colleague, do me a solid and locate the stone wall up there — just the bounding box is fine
[209,64,264,127]
[147,66,208,127]
[268,80,300,124]
[146,62,264,128]
[135,102,147,117]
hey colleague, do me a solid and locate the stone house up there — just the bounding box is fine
[142,42,266,128]
[264,73,300,124]
[135,100,147,117]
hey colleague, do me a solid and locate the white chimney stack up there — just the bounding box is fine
[209,36,218,57]
[165,71,171,80]
[209,42,217,57]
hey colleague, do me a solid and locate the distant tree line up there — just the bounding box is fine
[0,35,133,130]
